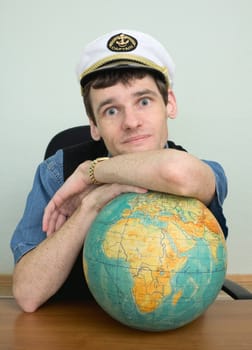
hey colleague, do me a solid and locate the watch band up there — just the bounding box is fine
[89,157,109,184]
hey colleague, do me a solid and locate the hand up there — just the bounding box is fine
[42,160,94,235]
[42,184,96,236]
[43,168,147,236]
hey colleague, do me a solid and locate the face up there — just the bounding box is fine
[89,75,177,156]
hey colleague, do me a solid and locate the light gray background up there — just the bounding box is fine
[1,0,251,274]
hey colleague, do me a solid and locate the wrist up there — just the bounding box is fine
[89,157,109,184]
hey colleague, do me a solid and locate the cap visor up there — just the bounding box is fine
[80,60,164,86]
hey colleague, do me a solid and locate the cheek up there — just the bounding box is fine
[99,130,118,154]
[102,140,118,156]
[156,114,169,144]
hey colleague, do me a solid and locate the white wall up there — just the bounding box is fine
[1,0,251,274]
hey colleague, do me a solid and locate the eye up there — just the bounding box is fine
[140,97,150,106]
[105,107,118,116]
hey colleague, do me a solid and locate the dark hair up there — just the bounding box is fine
[81,69,168,124]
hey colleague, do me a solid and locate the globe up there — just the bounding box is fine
[83,191,227,332]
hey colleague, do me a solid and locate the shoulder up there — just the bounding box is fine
[39,149,64,189]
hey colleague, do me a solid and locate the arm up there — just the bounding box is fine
[43,148,216,234]
[13,183,146,312]
[94,149,216,205]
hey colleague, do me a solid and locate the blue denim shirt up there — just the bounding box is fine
[10,149,228,264]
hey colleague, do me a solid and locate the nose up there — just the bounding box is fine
[122,107,142,130]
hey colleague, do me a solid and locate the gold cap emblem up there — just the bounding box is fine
[107,33,138,52]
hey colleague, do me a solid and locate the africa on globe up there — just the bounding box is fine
[83,191,227,332]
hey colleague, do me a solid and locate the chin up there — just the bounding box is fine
[123,144,158,154]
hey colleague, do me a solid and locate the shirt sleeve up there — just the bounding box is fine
[202,160,228,239]
[10,150,64,264]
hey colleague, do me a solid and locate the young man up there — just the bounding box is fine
[10,29,228,312]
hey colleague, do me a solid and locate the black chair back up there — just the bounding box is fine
[44,125,92,159]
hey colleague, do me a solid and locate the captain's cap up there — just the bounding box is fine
[76,29,175,88]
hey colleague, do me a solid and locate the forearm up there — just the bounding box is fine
[93,149,216,205]
[13,207,90,312]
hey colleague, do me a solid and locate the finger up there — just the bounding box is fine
[120,185,147,194]
[43,198,72,234]
[104,183,147,196]
[46,209,61,236]
[91,184,147,211]
[42,201,56,232]
[55,214,68,232]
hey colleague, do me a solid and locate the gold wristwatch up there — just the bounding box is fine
[89,157,109,184]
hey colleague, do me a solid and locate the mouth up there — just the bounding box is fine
[122,134,151,144]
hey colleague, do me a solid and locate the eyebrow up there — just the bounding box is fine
[96,98,115,115]
[132,88,158,98]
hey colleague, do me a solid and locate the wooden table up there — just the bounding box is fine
[1,297,252,350]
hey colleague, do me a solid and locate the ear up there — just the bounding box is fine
[89,118,101,141]
[166,89,177,119]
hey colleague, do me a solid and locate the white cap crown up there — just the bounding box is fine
[76,29,175,87]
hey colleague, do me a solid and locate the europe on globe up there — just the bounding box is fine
[83,191,227,332]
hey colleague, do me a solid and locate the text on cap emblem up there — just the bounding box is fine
[107,33,138,52]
